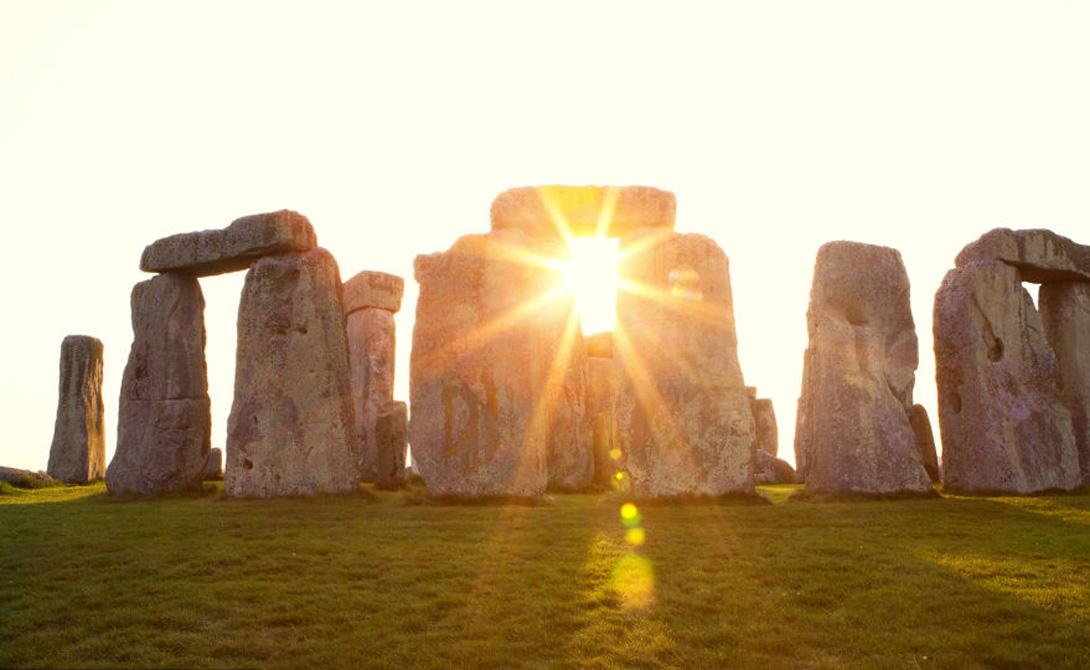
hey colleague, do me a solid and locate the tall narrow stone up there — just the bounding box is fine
[614,230,754,498]
[587,354,618,487]
[343,270,404,482]
[910,404,941,484]
[106,274,210,495]
[934,260,1080,494]
[47,335,105,484]
[410,231,556,497]
[795,242,931,495]
[543,292,593,492]
[374,401,409,490]
[226,248,358,497]
[1039,281,1090,486]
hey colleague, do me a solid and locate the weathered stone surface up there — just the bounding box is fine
[614,230,754,497]
[226,248,359,497]
[751,397,778,457]
[587,356,618,487]
[344,270,404,314]
[107,274,210,495]
[955,228,1090,283]
[374,401,408,490]
[1040,281,1090,486]
[934,260,1081,494]
[910,404,940,484]
[795,241,932,495]
[347,307,397,481]
[140,210,317,277]
[202,447,223,480]
[586,331,613,359]
[491,185,676,239]
[47,335,105,483]
[754,450,798,485]
[410,231,557,498]
[0,466,58,487]
[544,297,593,492]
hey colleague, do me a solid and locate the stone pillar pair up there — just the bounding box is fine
[105,211,359,497]
[410,186,756,498]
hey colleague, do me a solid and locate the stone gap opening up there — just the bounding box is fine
[560,236,620,336]
[201,271,247,477]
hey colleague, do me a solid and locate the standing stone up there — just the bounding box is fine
[226,248,358,497]
[107,274,211,495]
[374,401,408,490]
[751,395,779,457]
[1039,281,1090,486]
[614,230,755,498]
[202,447,223,480]
[934,260,1080,494]
[587,355,618,487]
[910,404,940,484]
[543,292,593,492]
[47,335,105,484]
[346,307,398,481]
[410,231,554,498]
[795,242,932,495]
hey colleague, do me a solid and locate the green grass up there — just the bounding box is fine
[1,484,1089,669]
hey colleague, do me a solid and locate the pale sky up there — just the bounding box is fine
[2,1,1088,472]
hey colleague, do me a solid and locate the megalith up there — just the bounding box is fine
[614,229,755,498]
[374,400,409,490]
[1039,281,1090,486]
[746,387,779,457]
[107,274,211,494]
[934,260,1080,494]
[343,270,404,482]
[202,447,223,480]
[47,335,105,484]
[910,404,940,484]
[586,343,618,487]
[795,241,932,495]
[226,248,358,497]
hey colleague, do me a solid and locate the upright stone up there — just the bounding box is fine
[202,447,223,480]
[1039,281,1090,486]
[106,274,211,494]
[934,260,1080,494]
[410,231,554,497]
[343,270,404,483]
[795,242,931,495]
[910,405,941,484]
[587,355,618,487]
[751,396,779,457]
[47,335,105,484]
[226,248,359,497]
[543,291,593,492]
[374,401,408,490]
[614,230,755,498]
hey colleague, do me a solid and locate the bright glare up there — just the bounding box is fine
[559,237,619,334]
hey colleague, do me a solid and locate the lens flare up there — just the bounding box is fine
[625,527,646,547]
[620,502,639,522]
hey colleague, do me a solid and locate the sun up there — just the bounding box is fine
[558,236,620,334]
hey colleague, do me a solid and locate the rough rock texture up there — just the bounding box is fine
[1040,281,1090,486]
[226,248,359,497]
[934,260,1080,494]
[346,307,397,481]
[614,230,755,498]
[754,450,798,485]
[374,401,408,490]
[751,397,778,457]
[0,466,58,487]
[344,270,405,314]
[202,447,223,480]
[795,242,932,495]
[543,295,593,492]
[140,210,317,277]
[47,335,105,483]
[107,274,211,495]
[491,185,676,239]
[587,356,618,487]
[955,228,1090,283]
[410,231,558,498]
[910,404,940,483]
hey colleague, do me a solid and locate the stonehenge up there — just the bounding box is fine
[794,242,933,495]
[47,335,105,484]
[935,228,1088,494]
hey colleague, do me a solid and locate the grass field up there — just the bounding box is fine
[1,482,1088,669]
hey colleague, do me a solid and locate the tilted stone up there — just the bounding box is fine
[614,230,754,498]
[795,241,932,495]
[107,274,210,495]
[1040,281,1090,486]
[910,404,940,484]
[374,401,408,491]
[491,185,676,239]
[226,248,359,497]
[934,260,1080,494]
[347,307,397,481]
[344,270,405,314]
[139,210,317,277]
[47,335,105,484]
[410,231,564,498]
[955,227,1090,283]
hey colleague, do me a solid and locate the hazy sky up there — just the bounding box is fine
[2,1,1088,472]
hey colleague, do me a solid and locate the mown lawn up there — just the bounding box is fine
[1,482,1088,669]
